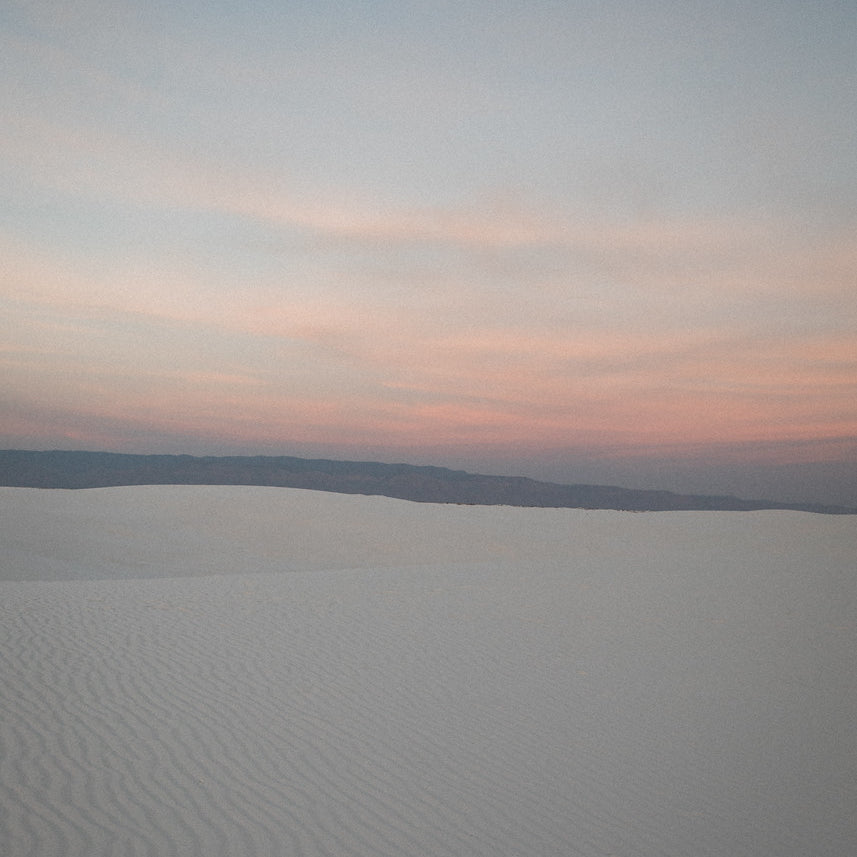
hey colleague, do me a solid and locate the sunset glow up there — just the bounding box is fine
[2,1,855,504]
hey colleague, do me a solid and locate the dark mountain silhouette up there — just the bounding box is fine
[1,449,854,514]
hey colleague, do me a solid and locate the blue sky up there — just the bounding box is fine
[2,0,856,503]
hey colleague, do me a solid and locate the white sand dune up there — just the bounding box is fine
[1,485,855,856]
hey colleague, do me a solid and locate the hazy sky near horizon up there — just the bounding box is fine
[2,0,856,496]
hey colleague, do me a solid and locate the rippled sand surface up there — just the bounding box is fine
[2,486,855,856]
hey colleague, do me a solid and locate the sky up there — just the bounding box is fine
[2,0,856,505]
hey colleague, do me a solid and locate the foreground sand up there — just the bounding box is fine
[2,485,855,856]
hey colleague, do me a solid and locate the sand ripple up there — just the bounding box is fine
[1,487,856,856]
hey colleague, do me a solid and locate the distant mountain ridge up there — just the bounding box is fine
[1,449,854,514]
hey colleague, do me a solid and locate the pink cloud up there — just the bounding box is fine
[3,111,855,461]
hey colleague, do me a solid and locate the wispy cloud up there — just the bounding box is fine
[2,0,855,496]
